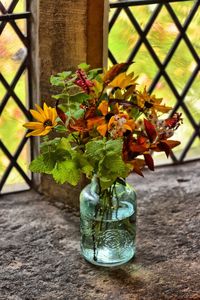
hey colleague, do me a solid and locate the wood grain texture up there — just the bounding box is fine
[38,0,106,204]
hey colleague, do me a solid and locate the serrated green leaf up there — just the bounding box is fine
[85,140,105,163]
[50,75,65,87]
[69,93,90,103]
[88,68,102,80]
[99,177,115,190]
[78,63,90,71]
[40,138,61,153]
[57,71,72,79]
[54,125,67,133]
[73,108,85,120]
[72,152,93,177]
[52,160,80,185]
[105,139,123,154]
[29,154,54,174]
[52,93,69,101]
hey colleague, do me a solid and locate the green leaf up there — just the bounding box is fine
[69,93,90,103]
[72,152,93,177]
[52,160,80,185]
[78,63,90,71]
[99,177,115,190]
[54,125,67,133]
[57,71,72,79]
[40,138,61,153]
[50,76,65,87]
[105,139,123,154]
[52,93,69,101]
[73,108,85,119]
[29,154,55,174]
[85,140,105,164]
[88,68,102,80]
[129,107,141,120]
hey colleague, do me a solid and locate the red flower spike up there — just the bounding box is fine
[144,153,154,171]
[144,119,157,143]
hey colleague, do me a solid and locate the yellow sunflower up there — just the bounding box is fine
[23,103,57,137]
[137,87,171,114]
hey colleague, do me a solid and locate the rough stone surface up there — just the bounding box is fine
[0,161,200,300]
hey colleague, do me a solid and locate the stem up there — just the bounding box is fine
[114,183,120,219]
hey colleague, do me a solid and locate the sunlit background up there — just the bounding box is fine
[0,0,31,193]
[109,1,200,164]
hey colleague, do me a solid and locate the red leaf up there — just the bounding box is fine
[56,107,67,124]
[137,136,147,145]
[157,140,181,157]
[130,143,147,153]
[144,153,154,171]
[157,141,171,157]
[144,119,157,143]
[161,140,181,149]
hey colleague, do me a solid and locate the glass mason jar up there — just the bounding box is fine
[80,175,137,267]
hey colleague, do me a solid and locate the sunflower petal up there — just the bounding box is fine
[43,102,49,119]
[51,108,58,123]
[30,109,45,122]
[23,122,43,130]
[35,104,44,115]
[26,128,44,137]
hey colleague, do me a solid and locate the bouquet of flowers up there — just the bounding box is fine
[24,62,182,189]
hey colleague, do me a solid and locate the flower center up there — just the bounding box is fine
[145,101,153,108]
[44,119,53,127]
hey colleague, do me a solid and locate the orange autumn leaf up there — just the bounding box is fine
[98,100,108,116]
[69,118,88,132]
[87,116,105,130]
[97,123,108,137]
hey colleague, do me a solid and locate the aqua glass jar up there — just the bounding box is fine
[80,176,137,267]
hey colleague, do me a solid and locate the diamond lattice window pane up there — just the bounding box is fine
[109,0,200,163]
[1,166,29,194]
[13,0,25,13]
[0,0,13,10]
[0,82,6,103]
[109,9,140,63]
[0,0,32,193]
[186,8,200,57]
[170,1,194,25]
[0,22,26,84]
[129,44,159,88]
[0,97,27,155]
[147,6,179,63]
[185,71,200,124]
[166,40,197,93]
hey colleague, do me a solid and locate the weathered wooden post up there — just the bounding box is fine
[32,0,108,207]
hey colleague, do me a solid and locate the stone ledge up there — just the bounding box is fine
[0,161,200,299]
